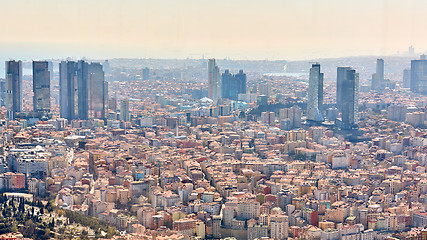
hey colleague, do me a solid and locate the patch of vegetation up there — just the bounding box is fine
[0,194,118,239]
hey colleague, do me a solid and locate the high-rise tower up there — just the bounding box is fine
[336,67,352,111]
[88,63,107,119]
[221,69,246,101]
[33,61,51,113]
[235,69,247,96]
[337,67,359,129]
[208,59,221,100]
[6,60,22,120]
[59,61,78,120]
[410,56,427,94]
[142,67,150,80]
[307,63,324,122]
[371,59,384,91]
[120,99,130,122]
[77,60,89,120]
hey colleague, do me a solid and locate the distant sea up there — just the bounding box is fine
[23,68,32,76]
[263,72,308,78]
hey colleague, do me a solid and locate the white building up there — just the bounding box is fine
[270,214,289,239]
[332,151,349,169]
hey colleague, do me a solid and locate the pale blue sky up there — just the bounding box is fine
[0,0,425,61]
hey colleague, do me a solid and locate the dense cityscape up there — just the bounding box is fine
[3,0,427,239]
[0,49,426,240]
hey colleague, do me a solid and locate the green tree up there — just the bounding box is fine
[49,219,55,229]
[42,228,52,239]
[58,227,65,234]
[20,220,35,237]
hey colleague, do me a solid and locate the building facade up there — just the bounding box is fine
[6,60,22,120]
[33,61,51,113]
[221,69,247,101]
[77,60,89,120]
[88,63,107,119]
[410,57,427,94]
[337,67,359,129]
[307,63,324,122]
[59,61,78,120]
[372,59,384,91]
[208,59,221,100]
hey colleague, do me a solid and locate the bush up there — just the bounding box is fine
[64,210,118,236]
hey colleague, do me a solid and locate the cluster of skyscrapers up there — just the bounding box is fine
[208,59,247,101]
[307,63,359,130]
[6,60,53,120]
[309,55,427,130]
[59,60,107,120]
[4,60,107,121]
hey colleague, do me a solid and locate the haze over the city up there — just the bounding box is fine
[1,0,426,62]
[4,1,427,240]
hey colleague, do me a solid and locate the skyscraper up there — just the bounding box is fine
[307,63,324,122]
[142,67,150,80]
[337,67,359,129]
[77,60,89,120]
[410,56,427,94]
[221,69,234,100]
[59,61,78,120]
[120,99,130,122]
[47,61,54,82]
[221,69,246,101]
[0,80,6,107]
[103,60,111,82]
[33,61,51,113]
[6,60,22,120]
[208,59,221,100]
[403,68,411,88]
[235,70,247,96]
[336,67,352,111]
[258,83,271,97]
[88,63,107,119]
[371,59,384,91]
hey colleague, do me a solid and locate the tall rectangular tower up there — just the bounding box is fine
[411,57,427,94]
[338,67,359,129]
[33,61,51,113]
[88,63,106,119]
[77,60,89,120]
[403,68,411,88]
[376,59,384,83]
[235,69,247,96]
[371,59,384,91]
[0,80,6,107]
[120,99,130,122]
[59,61,78,120]
[220,69,234,100]
[6,60,22,120]
[208,59,220,100]
[142,67,150,80]
[307,63,324,121]
[336,67,352,111]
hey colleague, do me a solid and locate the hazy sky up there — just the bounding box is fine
[0,0,426,61]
